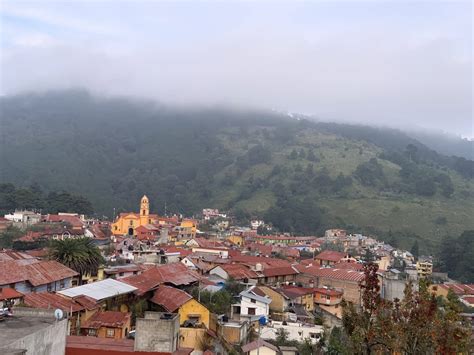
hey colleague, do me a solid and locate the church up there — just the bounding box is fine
[111,195,160,236]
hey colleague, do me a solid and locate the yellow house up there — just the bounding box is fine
[177,219,198,239]
[228,234,245,246]
[416,259,433,278]
[150,285,210,328]
[82,266,105,284]
[111,195,160,236]
[260,286,314,313]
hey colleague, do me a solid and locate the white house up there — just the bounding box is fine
[4,210,41,227]
[260,320,324,345]
[231,286,271,321]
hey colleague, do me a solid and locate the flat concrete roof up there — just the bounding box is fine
[0,314,56,347]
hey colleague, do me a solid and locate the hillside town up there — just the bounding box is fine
[0,195,472,355]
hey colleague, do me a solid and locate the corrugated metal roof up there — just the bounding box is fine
[150,285,192,312]
[58,279,137,301]
[23,292,86,312]
[240,289,272,304]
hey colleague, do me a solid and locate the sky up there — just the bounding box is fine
[1,1,472,137]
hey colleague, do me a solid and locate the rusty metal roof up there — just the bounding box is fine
[149,285,192,312]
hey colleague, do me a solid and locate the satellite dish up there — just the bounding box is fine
[54,309,64,320]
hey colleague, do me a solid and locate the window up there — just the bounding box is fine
[47,283,52,292]
[129,220,133,226]
[119,272,124,277]
[114,226,118,231]
[87,329,97,336]
[250,299,256,303]
[248,308,256,315]
[106,328,115,338]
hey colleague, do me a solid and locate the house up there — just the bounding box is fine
[242,339,280,355]
[258,286,313,321]
[280,286,314,312]
[150,285,211,328]
[185,237,225,249]
[429,283,474,298]
[177,219,198,239]
[191,247,229,259]
[259,266,299,286]
[217,318,250,345]
[0,258,78,294]
[313,287,344,321]
[135,224,160,241]
[0,287,23,307]
[57,278,137,312]
[228,234,245,246]
[314,250,348,266]
[23,291,99,335]
[111,195,161,236]
[209,264,259,283]
[4,210,41,227]
[121,263,199,296]
[43,214,85,231]
[104,264,143,279]
[231,286,271,321]
[260,321,324,345]
[80,311,131,339]
[295,264,364,305]
[416,257,433,278]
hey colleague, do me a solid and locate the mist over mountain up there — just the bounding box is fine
[1,90,473,252]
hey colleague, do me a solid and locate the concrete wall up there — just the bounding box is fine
[134,312,179,352]
[5,309,67,355]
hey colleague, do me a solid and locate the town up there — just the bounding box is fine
[0,195,472,354]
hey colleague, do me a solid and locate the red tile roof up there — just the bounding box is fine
[462,296,474,305]
[81,311,130,329]
[45,214,84,228]
[295,264,364,282]
[333,261,364,271]
[439,284,474,295]
[121,263,199,295]
[314,287,343,296]
[0,287,23,300]
[230,255,292,268]
[23,292,88,312]
[315,250,347,262]
[241,339,279,353]
[193,238,226,249]
[279,286,314,298]
[217,264,258,280]
[150,285,192,312]
[261,266,298,277]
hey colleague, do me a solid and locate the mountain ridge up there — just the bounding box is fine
[1,90,473,252]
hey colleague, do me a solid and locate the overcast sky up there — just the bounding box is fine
[1,1,472,137]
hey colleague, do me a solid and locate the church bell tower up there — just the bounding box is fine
[140,195,149,217]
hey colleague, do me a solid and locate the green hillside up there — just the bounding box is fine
[1,90,473,252]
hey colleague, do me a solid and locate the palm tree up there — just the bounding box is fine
[49,237,104,284]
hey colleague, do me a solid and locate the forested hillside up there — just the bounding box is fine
[1,90,473,252]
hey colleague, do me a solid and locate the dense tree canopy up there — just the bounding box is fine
[1,91,472,241]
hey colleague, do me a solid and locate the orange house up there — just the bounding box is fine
[80,311,131,339]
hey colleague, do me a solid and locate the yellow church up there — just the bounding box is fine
[111,195,160,236]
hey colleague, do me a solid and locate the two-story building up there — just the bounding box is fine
[0,258,78,294]
[231,286,271,321]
